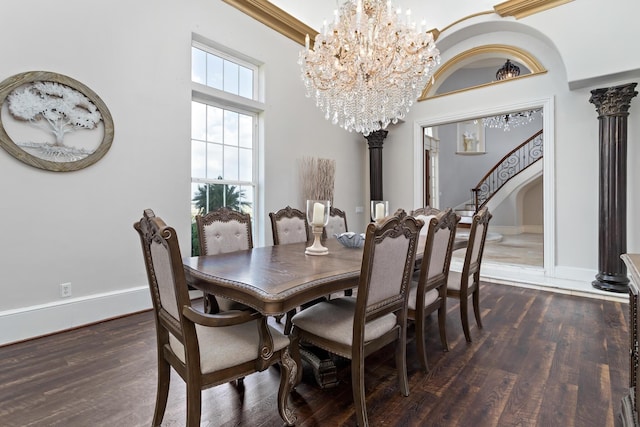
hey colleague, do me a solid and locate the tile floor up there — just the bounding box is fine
[452,232,543,267]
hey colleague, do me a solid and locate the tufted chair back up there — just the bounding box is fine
[269,206,309,245]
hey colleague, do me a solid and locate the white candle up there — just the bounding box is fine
[305,34,310,51]
[312,202,325,226]
[375,203,385,221]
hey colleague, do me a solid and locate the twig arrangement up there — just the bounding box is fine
[300,156,336,203]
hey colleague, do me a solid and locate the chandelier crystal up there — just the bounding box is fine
[481,109,541,131]
[298,0,440,136]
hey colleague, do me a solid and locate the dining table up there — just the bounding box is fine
[183,231,469,389]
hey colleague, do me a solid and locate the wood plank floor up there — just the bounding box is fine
[0,282,630,426]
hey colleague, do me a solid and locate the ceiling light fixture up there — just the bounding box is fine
[495,59,520,81]
[298,0,440,136]
[481,109,541,131]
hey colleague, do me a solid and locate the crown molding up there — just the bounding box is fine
[223,0,317,46]
[494,0,574,19]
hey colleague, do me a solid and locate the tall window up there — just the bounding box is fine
[191,40,260,255]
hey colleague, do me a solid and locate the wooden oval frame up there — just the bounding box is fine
[0,71,114,172]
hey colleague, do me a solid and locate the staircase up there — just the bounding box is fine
[455,129,544,226]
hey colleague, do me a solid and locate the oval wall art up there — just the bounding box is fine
[0,71,114,172]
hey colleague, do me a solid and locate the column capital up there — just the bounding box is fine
[364,129,388,149]
[589,83,638,117]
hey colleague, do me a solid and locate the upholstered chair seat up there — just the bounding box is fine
[289,297,397,350]
[169,321,290,373]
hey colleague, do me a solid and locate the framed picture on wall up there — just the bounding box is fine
[456,119,485,154]
[0,71,114,172]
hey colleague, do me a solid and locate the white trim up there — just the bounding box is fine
[0,287,152,347]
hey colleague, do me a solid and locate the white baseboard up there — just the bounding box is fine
[449,260,627,303]
[0,287,152,347]
[489,225,543,235]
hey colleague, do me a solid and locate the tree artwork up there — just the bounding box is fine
[7,81,102,146]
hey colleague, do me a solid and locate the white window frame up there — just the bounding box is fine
[191,37,265,247]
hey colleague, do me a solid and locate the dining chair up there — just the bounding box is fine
[195,207,254,314]
[134,209,295,427]
[407,208,460,372]
[323,206,348,239]
[410,206,440,217]
[447,206,492,342]
[269,205,311,331]
[269,205,310,245]
[290,210,423,427]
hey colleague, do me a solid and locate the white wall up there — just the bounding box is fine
[0,0,365,345]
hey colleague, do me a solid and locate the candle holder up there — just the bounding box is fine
[370,200,389,224]
[305,200,330,255]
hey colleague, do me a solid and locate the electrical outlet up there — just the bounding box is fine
[60,283,72,298]
[355,206,364,214]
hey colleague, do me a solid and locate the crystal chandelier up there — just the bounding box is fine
[495,59,520,81]
[298,0,440,136]
[481,109,541,131]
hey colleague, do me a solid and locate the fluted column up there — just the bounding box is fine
[589,83,638,293]
[365,129,388,201]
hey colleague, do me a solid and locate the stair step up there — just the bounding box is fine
[455,210,476,217]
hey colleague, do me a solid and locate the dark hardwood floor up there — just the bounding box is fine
[0,282,629,426]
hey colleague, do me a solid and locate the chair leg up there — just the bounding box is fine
[152,359,171,427]
[351,355,369,427]
[283,309,296,335]
[415,314,429,372]
[438,302,449,352]
[459,295,472,343]
[185,379,202,427]
[473,286,483,329]
[395,331,409,397]
[277,348,297,426]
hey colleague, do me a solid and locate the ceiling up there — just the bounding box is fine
[269,0,498,32]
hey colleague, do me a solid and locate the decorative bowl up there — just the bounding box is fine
[335,232,365,248]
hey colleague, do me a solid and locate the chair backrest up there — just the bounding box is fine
[269,206,309,245]
[355,210,422,329]
[324,206,348,238]
[415,208,460,290]
[134,209,194,358]
[195,207,253,256]
[410,206,441,217]
[462,207,492,280]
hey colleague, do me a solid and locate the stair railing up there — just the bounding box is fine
[472,129,543,212]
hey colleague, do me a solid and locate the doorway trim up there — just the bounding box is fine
[412,96,555,276]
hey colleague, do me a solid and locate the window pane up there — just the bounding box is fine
[191,140,206,179]
[207,106,223,143]
[224,110,239,146]
[239,66,253,99]
[239,148,252,181]
[207,53,223,90]
[238,114,252,148]
[191,101,206,141]
[223,60,239,95]
[224,145,239,180]
[239,185,253,215]
[191,48,206,85]
[206,143,223,179]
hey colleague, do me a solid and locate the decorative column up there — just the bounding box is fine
[589,83,638,293]
[365,129,388,201]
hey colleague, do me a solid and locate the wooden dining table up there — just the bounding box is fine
[182,232,469,389]
[183,239,364,316]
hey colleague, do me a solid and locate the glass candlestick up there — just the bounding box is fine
[305,200,330,255]
[370,200,389,224]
